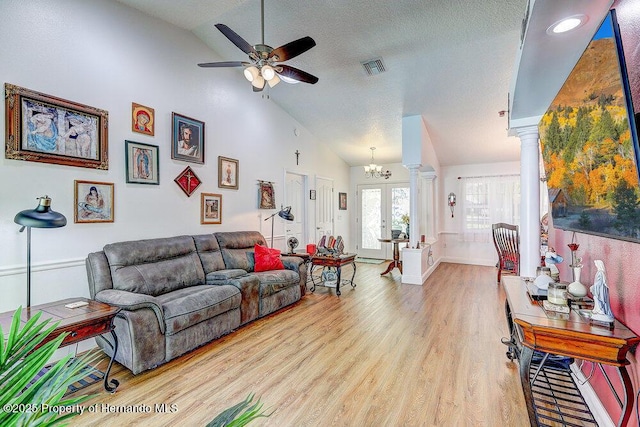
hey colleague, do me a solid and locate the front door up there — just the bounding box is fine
[357,183,410,259]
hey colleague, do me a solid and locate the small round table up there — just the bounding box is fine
[377,238,409,275]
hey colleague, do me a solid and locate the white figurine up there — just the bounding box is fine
[590,260,614,323]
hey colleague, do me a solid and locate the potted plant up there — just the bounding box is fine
[1,307,98,426]
[207,393,271,427]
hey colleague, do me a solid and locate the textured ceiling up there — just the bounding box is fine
[116,0,602,168]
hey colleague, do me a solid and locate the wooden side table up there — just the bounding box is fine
[377,238,409,275]
[502,276,639,426]
[309,254,357,296]
[0,298,121,393]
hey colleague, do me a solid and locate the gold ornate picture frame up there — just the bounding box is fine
[5,83,109,169]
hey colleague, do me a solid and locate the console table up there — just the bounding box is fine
[502,276,639,426]
[309,254,356,296]
[377,238,409,275]
[0,298,120,393]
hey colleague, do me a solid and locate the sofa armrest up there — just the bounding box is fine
[210,275,260,324]
[95,289,165,334]
[281,255,303,272]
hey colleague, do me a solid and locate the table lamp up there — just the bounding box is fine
[14,196,67,307]
[264,206,294,248]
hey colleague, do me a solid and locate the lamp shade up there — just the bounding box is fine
[278,206,294,221]
[14,196,67,228]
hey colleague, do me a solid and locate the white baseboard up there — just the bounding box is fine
[571,363,614,427]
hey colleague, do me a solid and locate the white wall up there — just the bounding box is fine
[439,161,520,266]
[0,0,350,312]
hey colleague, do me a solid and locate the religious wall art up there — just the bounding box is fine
[258,181,275,209]
[132,102,154,136]
[74,180,114,223]
[201,193,222,225]
[125,140,159,185]
[218,156,239,190]
[174,166,201,197]
[5,83,109,169]
[171,112,205,164]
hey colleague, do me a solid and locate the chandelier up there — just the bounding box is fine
[364,147,392,179]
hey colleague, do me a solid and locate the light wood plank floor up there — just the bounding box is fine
[72,262,530,426]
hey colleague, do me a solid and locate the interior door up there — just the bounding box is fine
[357,183,410,259]
[315,176,334,242]
[285,172,305,253]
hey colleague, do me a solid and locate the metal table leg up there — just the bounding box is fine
[102,329,120,393]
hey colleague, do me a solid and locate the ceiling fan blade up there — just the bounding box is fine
[268,36,316,61]
[197,61,249,68]
[214,24,257,56]
[253,84,265,92]
[277,65,319,84]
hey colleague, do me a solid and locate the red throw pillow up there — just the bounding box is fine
[254,244,284,272]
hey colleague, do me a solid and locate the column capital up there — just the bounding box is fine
[514,125,539,139]
[404,163,422,171]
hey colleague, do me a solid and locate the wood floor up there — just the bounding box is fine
[72,262,531,426]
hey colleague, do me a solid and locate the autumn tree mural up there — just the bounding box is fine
[539,16,640,242]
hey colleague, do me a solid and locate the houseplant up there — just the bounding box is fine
[207,393,271,427]
[0,307,97,426]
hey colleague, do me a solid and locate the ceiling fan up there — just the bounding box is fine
[197,0,318,92]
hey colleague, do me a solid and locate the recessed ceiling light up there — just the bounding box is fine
[547,15,587,34]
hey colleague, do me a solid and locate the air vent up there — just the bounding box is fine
[361,57,386,76]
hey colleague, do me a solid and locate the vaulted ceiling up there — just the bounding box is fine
[116,0,611,169]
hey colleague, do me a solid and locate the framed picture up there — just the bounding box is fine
[171,112,204,164]
[131,102,154,136]
[218,156,239,189]
[339,192,347,210]
[259,181,275,209]
[5,83,109,169]
[125,140,159,185]
[74,180,114,223]
[174,166,201,197]
[201,193,222,224]
[310,189,316,200]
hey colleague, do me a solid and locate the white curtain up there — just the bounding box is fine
[458,175,520,243]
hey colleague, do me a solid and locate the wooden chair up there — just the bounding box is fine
[492,223,520,283]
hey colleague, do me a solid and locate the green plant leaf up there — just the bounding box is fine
[207,394,272,427]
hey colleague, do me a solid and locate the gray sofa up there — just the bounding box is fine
[86,231,306,374]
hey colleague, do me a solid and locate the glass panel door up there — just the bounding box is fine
[357,183,410,259]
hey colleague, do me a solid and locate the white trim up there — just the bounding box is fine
[571,363,614,427]
[0,258,85,277]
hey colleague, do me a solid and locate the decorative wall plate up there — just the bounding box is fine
[174,166,201,197]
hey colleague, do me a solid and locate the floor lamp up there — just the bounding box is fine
[14,196,67,307]
[264,206,294,248]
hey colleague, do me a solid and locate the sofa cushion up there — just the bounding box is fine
[156,285,241,335]
[253,270,300,298]
[193,234,226,274]
[254,244,284,272]
[215,231,267,271]
[104,236,205,296]
[205,269,247,283]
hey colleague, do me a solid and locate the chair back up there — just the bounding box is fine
[492,223,520,282]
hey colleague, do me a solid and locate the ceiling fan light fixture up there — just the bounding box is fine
[267,73,280,88]
[244,66,259,82]
[261,65,276,80]
[251,74,266,89]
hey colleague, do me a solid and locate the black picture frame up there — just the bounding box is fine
[339,192,347,210]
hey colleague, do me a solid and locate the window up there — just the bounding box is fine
[459,175,520,242]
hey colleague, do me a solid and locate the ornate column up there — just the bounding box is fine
[516,125,541,278]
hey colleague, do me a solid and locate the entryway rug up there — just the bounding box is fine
[356,258,384,264]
